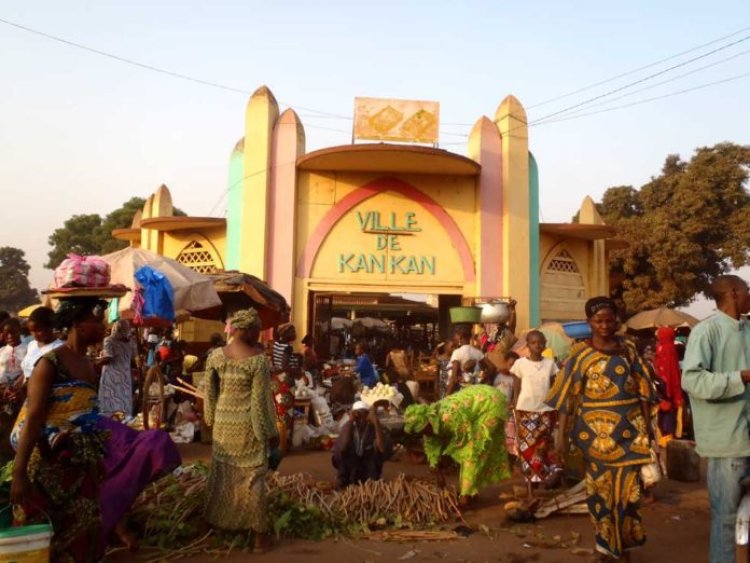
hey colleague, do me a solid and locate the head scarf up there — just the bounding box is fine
[54,298,108,330]
[404,403,441,435]
[277,323,295,341]
[229,308,261,331]
[654,326,683,408]
[584,296,617,318]
[111,319,131,340]
[352,401,369,412]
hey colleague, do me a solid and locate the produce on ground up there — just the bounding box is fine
[120,464,463,560]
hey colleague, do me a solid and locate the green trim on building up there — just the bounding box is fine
[225,144,244,270]
[528,152,540,327]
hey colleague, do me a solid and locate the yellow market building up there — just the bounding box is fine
[113,86,620,343]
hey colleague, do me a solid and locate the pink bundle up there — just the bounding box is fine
[54,254,111,288]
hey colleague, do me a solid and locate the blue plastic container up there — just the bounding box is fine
[562,321,592,339]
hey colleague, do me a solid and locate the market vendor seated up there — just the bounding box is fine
[332,401,392,488]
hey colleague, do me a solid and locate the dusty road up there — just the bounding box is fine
[120,443,712,562]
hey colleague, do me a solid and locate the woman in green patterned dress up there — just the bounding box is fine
[204,309,279,553]
[546,297,655,561]
[404,385,510,506]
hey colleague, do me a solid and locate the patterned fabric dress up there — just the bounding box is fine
[404,385,510,496]
[11,351,108,563]
[204,349,279,532]
[98,334,138,416]
[546,339,654,559]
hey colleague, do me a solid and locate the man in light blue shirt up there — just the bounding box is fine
[682,275,750,563]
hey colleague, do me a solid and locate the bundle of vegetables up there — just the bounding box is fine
[124,466,462,559]
[267,472,462,528]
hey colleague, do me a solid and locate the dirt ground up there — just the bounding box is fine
[112,442,713,563]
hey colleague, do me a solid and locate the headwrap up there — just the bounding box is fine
[584,296,617,318]
[404,403,441,435]
[229,308,261,331]
[111,319,131,340]
[277,323,295,341]
[54,298,108,330]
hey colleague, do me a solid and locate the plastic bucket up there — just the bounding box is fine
[0,523,52,562]
[562,321,592,339]
[449,307,482,324]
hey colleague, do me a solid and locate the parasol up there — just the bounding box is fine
[331,317,352,331]
[203,271,290,330]
[539,322,574,361]
[352,317,389,329]
[101,247,222,317]
[17,304,42,318]
[625,307,700,330]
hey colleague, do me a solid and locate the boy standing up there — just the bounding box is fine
[511,331,561,493]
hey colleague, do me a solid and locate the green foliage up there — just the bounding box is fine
[46,197,187,269]
[268,492,337,540]
[0,247,39,312]
[594,142,750,314]
[0,460,13,483]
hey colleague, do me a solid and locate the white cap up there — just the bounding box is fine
[352,400,369,411]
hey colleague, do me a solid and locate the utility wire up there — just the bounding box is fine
[539,48,750,120]
[0,16,350,121]
[529,33,750,125]
[527,24,750,109]
[534,71,750,125]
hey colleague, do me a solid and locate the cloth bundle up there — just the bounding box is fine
[54,254,111,288]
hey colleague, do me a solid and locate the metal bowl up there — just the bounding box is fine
[480,302,511,324]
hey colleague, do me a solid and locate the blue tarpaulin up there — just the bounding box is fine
[135,265,175,321]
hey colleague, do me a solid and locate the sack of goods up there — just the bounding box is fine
[360,382,403,408]
[293,379,314,399]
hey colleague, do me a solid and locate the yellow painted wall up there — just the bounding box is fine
[293,170,478,335]
[539,234,594,321]
[160,228,228,269]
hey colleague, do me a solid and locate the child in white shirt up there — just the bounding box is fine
[511,330,562,492]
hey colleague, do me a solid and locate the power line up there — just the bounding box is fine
[536,48,750,121]
[0,16,351,121]
[528,33,750,125]
[527,24,750,109]
[534,71,750,126]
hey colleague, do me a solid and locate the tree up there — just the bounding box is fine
[46,197,186,269]
[594,142,750,314]
[0,247,39,313]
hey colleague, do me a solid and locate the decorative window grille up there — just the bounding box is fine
[176,241,217,274]
[547,250,580,274]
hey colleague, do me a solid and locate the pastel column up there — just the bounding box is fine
[225,138,245,270]
[267,109,306,305]
[151,184,173,256]
[528,153,540,326]
[238,86,279,278]
[468,116,504,298]
[495,96,531,330]
[139,194,155,252]
[579,196,609,296]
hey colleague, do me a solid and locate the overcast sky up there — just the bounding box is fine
[1,1,748,319]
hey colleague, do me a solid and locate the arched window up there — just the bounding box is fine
[540,248,587,322]
[176,240,218,274]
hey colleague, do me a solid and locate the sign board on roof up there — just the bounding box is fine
[353,97,440,144]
